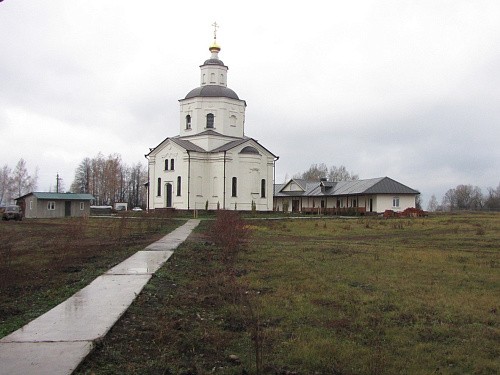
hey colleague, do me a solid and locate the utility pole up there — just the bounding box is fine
[56,173,63,193]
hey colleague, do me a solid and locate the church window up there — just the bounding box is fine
[261,179,266,198]
[170,159,175,170]
[232,177,237,197]
[197,176,203,196]
[210,73,216,83]
[157,178,161,196]
[164,160,168,170]
[206,113,214,128]
[202,74,206,84]
[185,115,191,129]
[230,115,237,127]
[212,177,218,197]
[177,176,181,196]
[220,74,224,84]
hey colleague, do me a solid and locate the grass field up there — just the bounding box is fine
[0,215,184,338]
[1,212,498,374]
[71,212,499,375]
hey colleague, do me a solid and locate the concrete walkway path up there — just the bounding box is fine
[0,219,200,375]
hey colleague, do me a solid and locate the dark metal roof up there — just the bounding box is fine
[211,138,250,152]
[203,58,225,66]
[16,192,95,201]
[184,85,239,100]
[170,138,206,152]
[274,177,419,198]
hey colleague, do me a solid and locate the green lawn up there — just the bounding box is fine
[75,212,499,375]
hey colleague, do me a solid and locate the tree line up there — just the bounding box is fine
[70,153,147,208]
[0,159,38,206]
[427,183,500,212]
[293,163,359,181]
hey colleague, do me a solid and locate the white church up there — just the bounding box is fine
[146,31,277,211]
[146,27,419,214]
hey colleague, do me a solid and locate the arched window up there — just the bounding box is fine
[220,73,224,84]
[261,179,266,198]
[232,177,237,197]
[170,158,175,170]
[230,115,237,127]
[210,73,215,83]
[206,113,214,128]
[185,115,191,129]
[164,160,168,170]
[177,176,181,196]
[157,178,161,196]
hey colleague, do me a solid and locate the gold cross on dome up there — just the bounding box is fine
[212,21,219,40]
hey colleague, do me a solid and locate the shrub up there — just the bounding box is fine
[209,210,250,262]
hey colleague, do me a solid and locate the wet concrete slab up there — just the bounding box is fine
[0,341,93,375]
[106,250,174,275]
[1,274,151,343]
[145,219,200,251]
[0,219,200,374]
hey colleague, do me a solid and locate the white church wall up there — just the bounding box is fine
[179,97,245,138]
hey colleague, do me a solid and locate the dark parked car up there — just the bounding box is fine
[2,205,22,221]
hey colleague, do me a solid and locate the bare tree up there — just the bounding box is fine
[0,165,12,205]
[485,183,500,210]
[328,165,359,181]
[11,159,38,198]
[70,153,148,208]
[294,163,328,180]
[427,194,439,212]
[442,184,483,211]
[294,163,359,181]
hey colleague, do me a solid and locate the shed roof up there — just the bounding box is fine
[16,192,95,201]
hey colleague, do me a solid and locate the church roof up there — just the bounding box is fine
[184,85,240,100]
[203,58,225,66]
[170,138,206,152]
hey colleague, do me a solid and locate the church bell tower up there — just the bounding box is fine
[178,22,247,139]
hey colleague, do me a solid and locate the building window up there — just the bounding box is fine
[80,202,84,210]
[157,178,162,196]
[352,199,357,207]
[185,115,191,129]
[232,177,237,197]
[170,158,175,170]
[230,115,237,127]
[29,201,33,210]
[393,197,400,207]
[47,201,55,210]
[177,176,181,196]
[210,72,215,83]
[164,159,168,170]
[261,179,266,198]
[220,73,224,84]
[206,113,214,128]
[197,176,203,196]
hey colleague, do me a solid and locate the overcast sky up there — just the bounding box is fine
[1,1,499,206]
